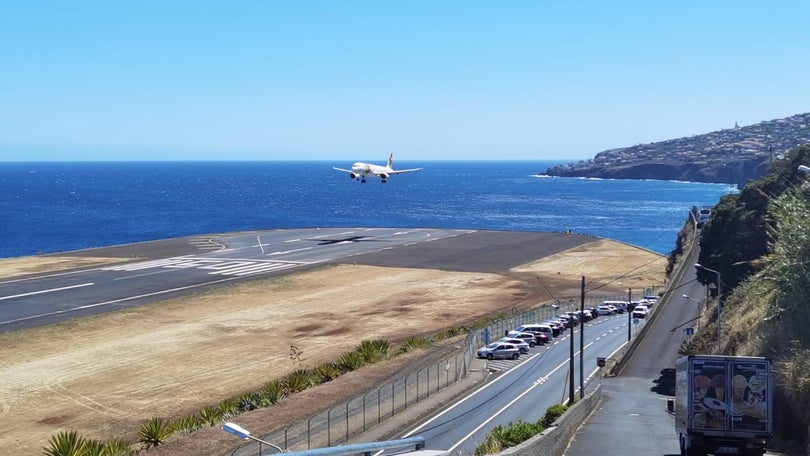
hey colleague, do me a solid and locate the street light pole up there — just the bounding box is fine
[223,422,285,454]
[695,263,722,353]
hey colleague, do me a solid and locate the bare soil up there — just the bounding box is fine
[0,239,666,455]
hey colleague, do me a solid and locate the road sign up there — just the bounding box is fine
[685,327,694,335]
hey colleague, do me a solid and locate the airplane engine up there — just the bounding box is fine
[378,173,389,180]
[349,173,358,180]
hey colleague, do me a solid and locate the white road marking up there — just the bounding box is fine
[0,283,94,301]
[102,257,310,277]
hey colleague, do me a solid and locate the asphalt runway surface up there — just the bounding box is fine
[1,228,597,333]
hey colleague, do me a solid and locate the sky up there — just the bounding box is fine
[1,1,809,162]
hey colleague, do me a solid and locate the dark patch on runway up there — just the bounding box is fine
[341,231,599,273]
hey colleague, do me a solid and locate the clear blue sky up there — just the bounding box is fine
[2,1,808,161]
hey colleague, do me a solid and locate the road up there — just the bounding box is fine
[406,313,635,455]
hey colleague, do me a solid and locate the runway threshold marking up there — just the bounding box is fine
[102,257,308,277]
[0,283,94,301]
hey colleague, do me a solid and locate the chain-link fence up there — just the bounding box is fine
[226,290,656,455]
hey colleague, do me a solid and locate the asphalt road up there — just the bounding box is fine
[0,228,597,333]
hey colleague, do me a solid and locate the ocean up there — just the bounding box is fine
[0,160,737,259]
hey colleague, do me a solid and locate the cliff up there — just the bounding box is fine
[544,112,810,188]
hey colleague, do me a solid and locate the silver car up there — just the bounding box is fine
[477,342,521,360]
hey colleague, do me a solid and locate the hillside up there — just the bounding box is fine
[683,144,810,453]
[545,113,810,188]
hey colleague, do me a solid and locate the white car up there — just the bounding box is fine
[477,342,521,360]
[596,305,615,315]
[632,305,649,318]
[499,337,531,354]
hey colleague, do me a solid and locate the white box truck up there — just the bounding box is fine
[675,355,772,456]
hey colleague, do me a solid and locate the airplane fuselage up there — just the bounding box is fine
[333,154,421,183]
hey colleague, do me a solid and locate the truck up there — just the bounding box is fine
[675,355,773,456]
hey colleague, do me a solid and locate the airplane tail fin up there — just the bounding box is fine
[387,153,393,169]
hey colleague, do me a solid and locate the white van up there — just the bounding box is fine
[515,324,554,339]
[602,301,629,313]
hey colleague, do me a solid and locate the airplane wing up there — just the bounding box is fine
[385,168,422,175]
[332,167,355,173]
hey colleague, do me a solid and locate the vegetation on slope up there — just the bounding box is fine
[682,145,810,452]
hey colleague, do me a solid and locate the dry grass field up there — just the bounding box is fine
[0,239,666,455]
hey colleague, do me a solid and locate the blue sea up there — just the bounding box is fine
[0,160,737,259]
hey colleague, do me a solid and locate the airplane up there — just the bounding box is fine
[333,153,422,183]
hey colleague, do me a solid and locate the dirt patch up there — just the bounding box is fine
[0,240,665,455]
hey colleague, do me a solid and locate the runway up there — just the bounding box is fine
[0,228,597,333]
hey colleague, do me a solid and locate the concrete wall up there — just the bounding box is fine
[497,384,602,456]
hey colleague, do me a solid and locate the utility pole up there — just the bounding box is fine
[627,288,632,341]
[569,277,580,404]
[579,276,585,399]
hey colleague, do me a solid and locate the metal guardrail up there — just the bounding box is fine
[274,436,428,456]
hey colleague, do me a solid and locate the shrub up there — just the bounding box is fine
[399,336,433,353]
[541,403,568,427]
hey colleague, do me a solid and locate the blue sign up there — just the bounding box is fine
[685,327,694,335]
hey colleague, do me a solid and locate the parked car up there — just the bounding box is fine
[506,331,539,347]
[544,319,566,334]
[602,301,628,313]
[514,324,555,340]
[632,305,649,318]
[499,337,531,354]
[477,342,521,360]
[596,305,615,316]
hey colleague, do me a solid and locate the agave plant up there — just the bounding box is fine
[101,438,133,456]
[357,339,390,363]
[199,405,224,426]
[314,362,342,382]
[82,439,106,456]
[217,397,241,420]
[140,416,174,447]
[283,368,317,393]
[43,430,87,456]
[399,336,434,353]
[237,391,262,412]
[335,350,365,372]
[259,380,285,406]
[171,414,205,435]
